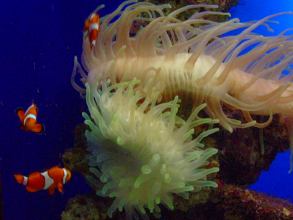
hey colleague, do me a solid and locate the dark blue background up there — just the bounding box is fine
[0,1,125,219]
[0,0,292,219]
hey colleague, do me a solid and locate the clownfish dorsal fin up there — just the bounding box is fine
[24,103,37,116]
[29,171,40,176]
[28,171,42,180]
[50,166,61,170]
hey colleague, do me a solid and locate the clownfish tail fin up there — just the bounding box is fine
[14,174,24,184]
[16,108,25,122]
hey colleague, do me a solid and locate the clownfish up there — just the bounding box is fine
[83,12,100,49]
[14,166,71,195]
[16,103,43,133]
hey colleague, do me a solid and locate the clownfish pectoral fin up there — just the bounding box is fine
[48,185,56,195]
[26,186,38,193]
[14,174,24,184]
[16,108,25,123]
[57,182,63,193]
[30,123,44,133]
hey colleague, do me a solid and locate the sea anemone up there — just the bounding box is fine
[83,79,219,217]
[72,0,293,133]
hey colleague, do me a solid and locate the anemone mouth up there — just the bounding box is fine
[83,79,219,217]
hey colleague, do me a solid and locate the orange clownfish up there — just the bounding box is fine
[83,12,100,49]
[16,103,43,133]
[14,166,72,195]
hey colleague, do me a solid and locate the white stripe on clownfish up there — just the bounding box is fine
[62,168,67,184]
[89,23,99,32]
[41,171,54,190]
[23,113,37,126]
[23,176,28,186]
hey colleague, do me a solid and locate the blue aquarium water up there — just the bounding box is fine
[0,0,292,219]
[230,0,293,202]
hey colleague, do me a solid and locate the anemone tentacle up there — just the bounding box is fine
[73,0,293,132]
[84,79,219,217]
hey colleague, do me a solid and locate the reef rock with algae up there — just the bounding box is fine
[142,0,237,20]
